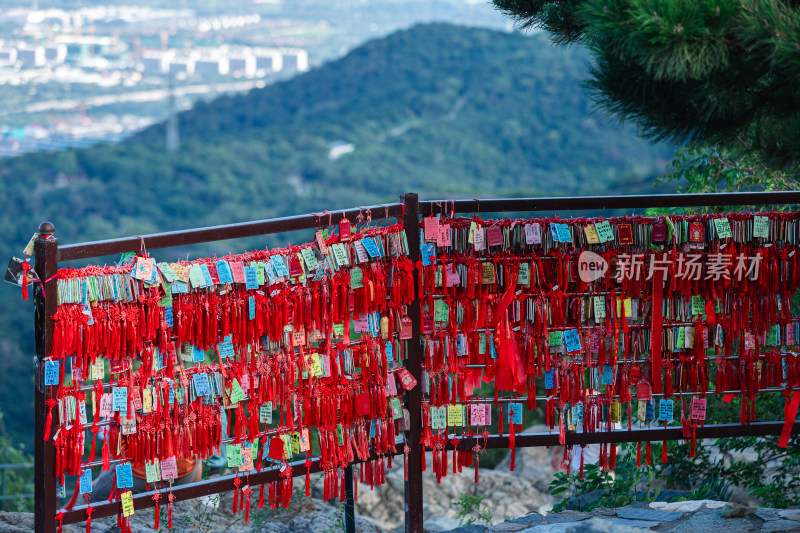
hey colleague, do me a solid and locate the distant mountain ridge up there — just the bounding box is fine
[0,23,670,446]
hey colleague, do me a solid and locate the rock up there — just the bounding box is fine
[63,497,251,533]
[495,425,557,494]
[762,521,800,533]
[521,517,645,533]
[650,500,727,513]
[588,509,616,517]
[617,507,682,522]
[562,490,604,511]
[355,455,553,530]
[287,509,385,533]
[507,514,545,527]
[59,489,368,533]
[441,525,489,533]
[598,518,659,529]
[780,510,800,522]
[722,506,756,518]
[543,511,590,524]
[426,517,465,531]
[487,521,530,532]
[0,511,35,533]
[665,509,754,533]
[757,508,782,522]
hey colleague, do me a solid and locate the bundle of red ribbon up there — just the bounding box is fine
[417,211,800,482]
[43,221,416,526]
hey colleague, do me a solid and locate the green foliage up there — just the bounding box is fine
[0,410,34,512]
[678,476,733,503]
[0,23,668,450]
[492,0,800,167]
[689,393,800,509]
[454,492,493,526]
[549,443,661,512]
[180,495,223,533]
[548,392,800,511]
[661,145,800,197]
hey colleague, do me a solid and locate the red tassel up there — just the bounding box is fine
[599,443,606,470]
[662,440,668,464]
[65,479,80,510]
[636,442,642,467]
[305,458,312,497]
[283,474,293,508]
[609,443,617,469]
[153,497,160,530]
[508,423,516,472]
[89,426,98,463]
[433,448,441,484]
[244,486,252,523]
[44,408,53,442]
[102,433,110,471]
[473,446,479,483]
[646,442,652,466]
[690,425,696,457]
[403,445,409,481]
[21,260,31,299]
[108,473,116,503]
[85,505,93,533]
[258,484,265,509]
[579,446,585,480]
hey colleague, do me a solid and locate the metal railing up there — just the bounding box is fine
[33,190,800,533]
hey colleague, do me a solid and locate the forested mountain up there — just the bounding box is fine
[0,23,671,447]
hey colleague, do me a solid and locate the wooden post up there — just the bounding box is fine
[34,222,58,533]
[401,193,423,533]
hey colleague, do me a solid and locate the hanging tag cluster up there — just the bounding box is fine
[416,211,800,481]
[42,221,415,523]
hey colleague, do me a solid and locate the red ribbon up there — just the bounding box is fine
[85,504,93,533]
[21,261,31,300]
[650,268,664,393]
[152,493,161,530]
[779,390,800,448]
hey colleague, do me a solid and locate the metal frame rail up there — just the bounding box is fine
[34,203,405,533]
[33,191,800,533]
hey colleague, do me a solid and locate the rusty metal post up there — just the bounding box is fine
[34,222,58,533]
[402,193,423,533]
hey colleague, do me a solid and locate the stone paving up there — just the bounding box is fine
[438,501,800,533]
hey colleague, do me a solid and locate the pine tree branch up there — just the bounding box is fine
[490,0,800,166]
